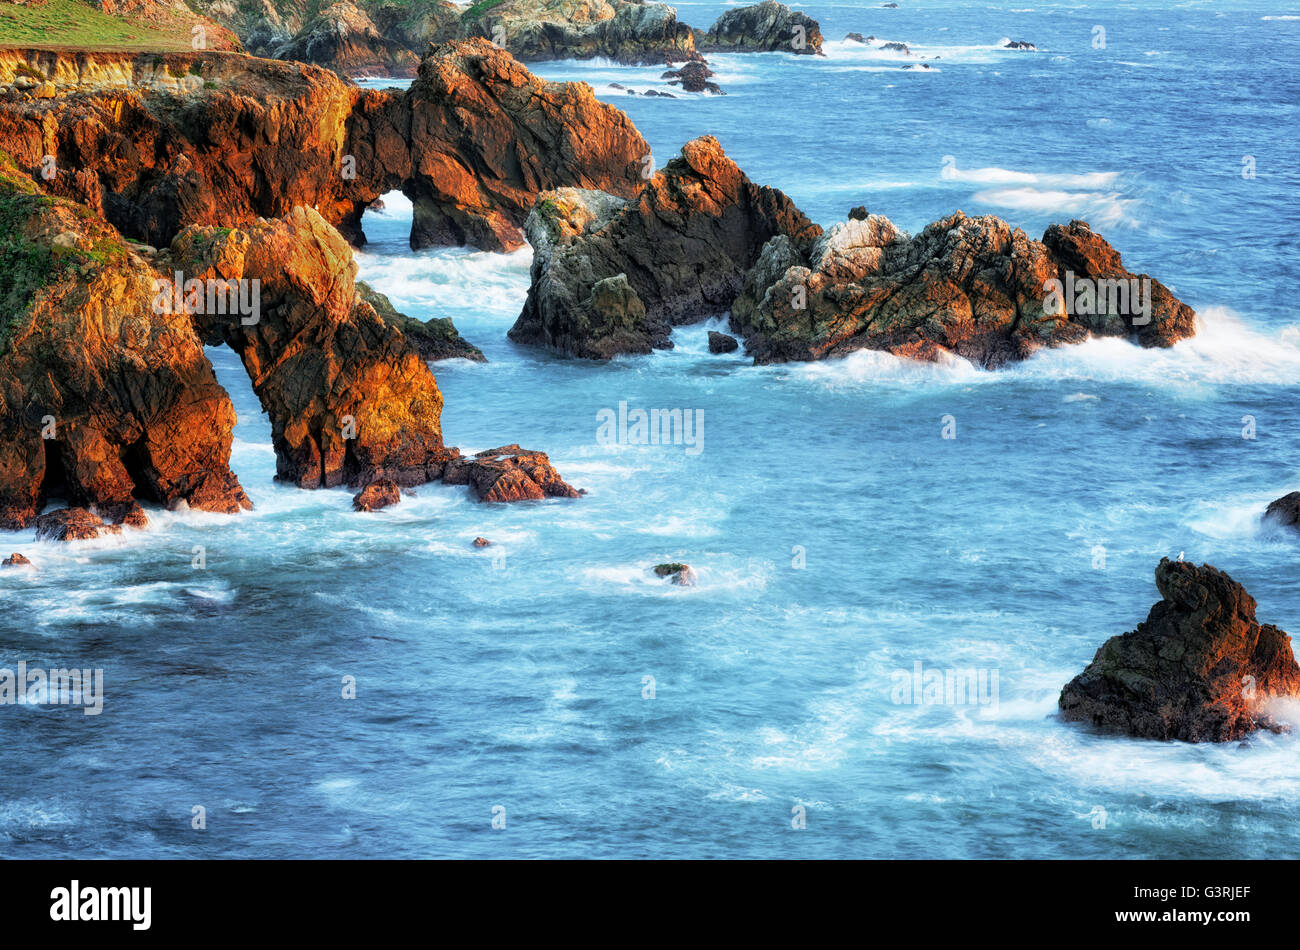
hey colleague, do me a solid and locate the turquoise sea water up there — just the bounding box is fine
[3,0,1300,858]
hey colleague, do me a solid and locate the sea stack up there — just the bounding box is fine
[1059,559,1300,742]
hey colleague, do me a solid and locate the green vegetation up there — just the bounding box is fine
[0,0,197,51]
[461,0,507,20]
[0,155,126,353]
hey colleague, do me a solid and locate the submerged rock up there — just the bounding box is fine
[1059,559,1300,742]
[697,2,823,55]
[34,508,123,542]
[662,60,724,94]
[1004,40,1036,50]
[508,137,821,359]
[353,478,402,511]
[731,212,1196,366]
[880,41,910,54]
[442,445,583,503]
[653,562,696,585]
[356,281,484,362]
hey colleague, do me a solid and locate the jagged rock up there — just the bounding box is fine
[708,331,738,353]
[661,59,723,94]
[0,157,250,529]
[460,0,698,65]
[2,552,32,567]
[0,42,649,253]
[653,561,696,585]
[1004,40,1036,50]
[845,32,866,43]
[169,207,454,490]
[1060,559,1300,742]
[697,1,822,55]
[731,212,1196,366]
[848,205,868,220]
[352,477,402,510]
[473,536,491,547]
[34,507,123,542]
[91,501,149,528]
[273,1,420,77]
[442,445,583,502]
[1264,492,1300,530]
[356,281,484,362]
[508,137,821,359]
[880,41,909,54]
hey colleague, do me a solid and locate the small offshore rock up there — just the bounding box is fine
[473,537,492,547]
[34,508,123,542]
[2,553,32,567]
[708,331,739,353]
[1263,492,1300,530]
[353,479,402,511]
[1059,559,1300,742]
[653,562,697,585]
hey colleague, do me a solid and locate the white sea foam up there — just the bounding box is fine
[782,309,1300,390]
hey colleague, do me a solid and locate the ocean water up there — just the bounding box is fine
[4,0,1300,858]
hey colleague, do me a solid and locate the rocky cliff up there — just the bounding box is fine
[732,212,1195,366]
[509,138,1196,365]
[1060,559,1300,742]
[0,41,649,252]
[508,136,821,358]
[0,156,249,529]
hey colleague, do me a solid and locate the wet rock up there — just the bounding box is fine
[442,445,583,503]
[2,552,32,567]
[508,137,821,359]
[1059,559,1300,742]
[731,212,1196,366]
[845,32,866,43]
[708,331,739,353]
[697,1,823,55]
[356,281,484,362]
[849,205,868,220]
[34,507,123,542]
[653,562,696,585]
[880,41,909,54]
[91,501,149,529]
[1264,492,1300,530]
[1004,40,1036,50]
[661,59,723,94]
[473,536,491,547]
[352,478,402,511]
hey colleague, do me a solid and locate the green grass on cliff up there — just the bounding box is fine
[0,156,127,353]
[460,0,507,20]
[0,0,195,51]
